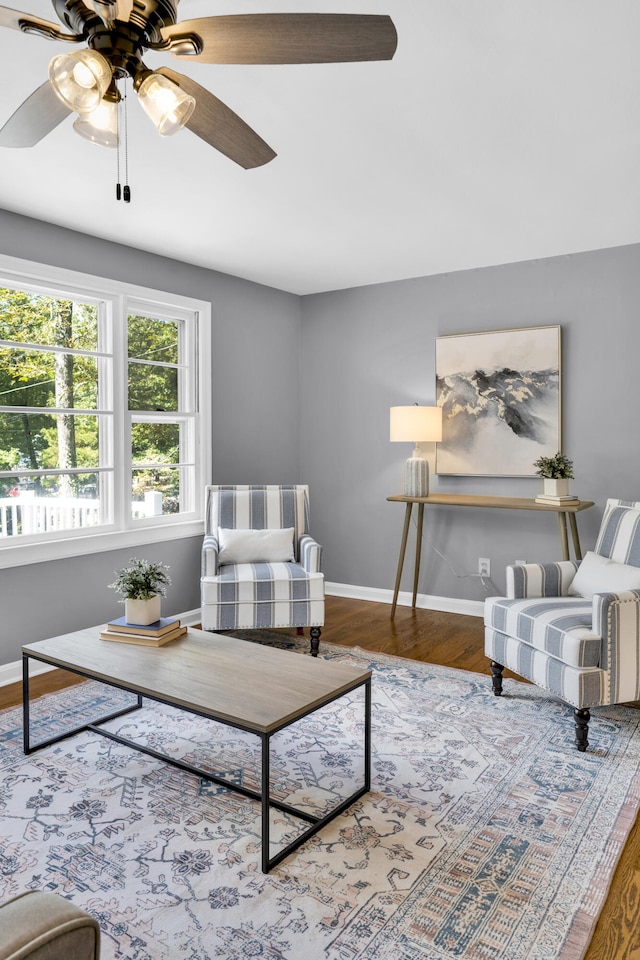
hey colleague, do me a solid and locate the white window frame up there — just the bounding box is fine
[0,254,211,569]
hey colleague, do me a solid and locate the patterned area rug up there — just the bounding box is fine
[1,633,640,960]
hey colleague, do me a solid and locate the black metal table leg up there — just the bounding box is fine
[364,677,371,792]
[22,653,31,754]
[22,652,142,755]
[262,734,271,873]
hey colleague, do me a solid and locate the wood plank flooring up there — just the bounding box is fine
[1,595,636,957]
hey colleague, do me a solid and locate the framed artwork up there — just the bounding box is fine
[435,325,561,476]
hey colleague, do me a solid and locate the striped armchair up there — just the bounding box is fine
[200,485,324,655]
[485,499,640,751]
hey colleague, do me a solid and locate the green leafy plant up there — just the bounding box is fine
[533,452,574,479]
[109,558,171,601]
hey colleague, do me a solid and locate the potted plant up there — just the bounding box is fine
[109,558,171,625]
[533,452,574,498]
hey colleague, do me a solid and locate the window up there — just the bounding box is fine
[0,256,211,568]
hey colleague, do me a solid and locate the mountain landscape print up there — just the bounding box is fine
[435,326,561,476]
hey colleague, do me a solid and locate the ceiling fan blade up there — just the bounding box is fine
[0,3,69,34]
[161,13,397,64]
[155,67,276,169]
[0,80,71,147]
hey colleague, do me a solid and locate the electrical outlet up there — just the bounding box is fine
[478,557,490,577]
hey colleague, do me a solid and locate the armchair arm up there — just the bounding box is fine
[0,891,100,960]
[507,561,579,599]
[202,534,219,577]
[592,589,640,699]
[299,534,323,573]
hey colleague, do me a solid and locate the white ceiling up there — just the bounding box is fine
[0,0,638,295]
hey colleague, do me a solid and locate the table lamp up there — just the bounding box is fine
[390,405,443,497]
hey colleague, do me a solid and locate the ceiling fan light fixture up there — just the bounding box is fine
[49,49,112,113]
[73,98,119,147]
[137,72,195,136]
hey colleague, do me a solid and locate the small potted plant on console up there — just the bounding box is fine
[533,452,575,501]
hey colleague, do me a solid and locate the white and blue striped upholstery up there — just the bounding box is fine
[485,596,599,668]
[485,627,606,707]
[200,485,325,634]
[594,499,640,564]
[506,560,579,599]
[485,499,640,747]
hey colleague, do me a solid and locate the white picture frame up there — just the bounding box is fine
[435,325,561,477]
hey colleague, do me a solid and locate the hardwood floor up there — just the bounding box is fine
[1,595,637,957]
[0,665,86,710]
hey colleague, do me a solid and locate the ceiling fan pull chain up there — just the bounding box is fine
[115,78,122,201]
[123,80,131,203]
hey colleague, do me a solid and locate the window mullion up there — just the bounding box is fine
[112,293,129,530]
[97,297,115,527]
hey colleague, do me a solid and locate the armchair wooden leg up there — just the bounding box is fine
[490,661,504,696]
[310,627,321,658]
[574,708,590,752]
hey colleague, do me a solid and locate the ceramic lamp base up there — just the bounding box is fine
[404,457,429,497]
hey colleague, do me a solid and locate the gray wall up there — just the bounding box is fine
[0,209,301,662]
[300,244,640,603]
[2,206,639,663]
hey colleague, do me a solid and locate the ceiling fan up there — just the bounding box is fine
[0,1,397,168]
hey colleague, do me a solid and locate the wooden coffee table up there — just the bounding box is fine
[22,626,371,873]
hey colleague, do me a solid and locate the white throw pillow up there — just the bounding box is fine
[568,551,640,599]
[217,527,295,564]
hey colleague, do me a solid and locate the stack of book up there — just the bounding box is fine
[534,494,580,505]
[100,616,187,646]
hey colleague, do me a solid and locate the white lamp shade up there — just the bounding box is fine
[137,72,195,136]
[390,405,443,443]
[49,49,112,113]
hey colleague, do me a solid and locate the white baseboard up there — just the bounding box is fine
[325,582,484,618]
[0,595,481,691]
[0,658,56,689]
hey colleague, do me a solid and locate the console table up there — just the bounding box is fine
[387,493,595,619]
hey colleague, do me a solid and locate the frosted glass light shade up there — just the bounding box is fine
[390,405,443,443]
[137,73,195,136]
[73,99,119,147]
[49,49,112,113]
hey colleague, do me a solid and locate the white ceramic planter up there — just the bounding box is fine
[543,478,571,498]
[125,595,161,626]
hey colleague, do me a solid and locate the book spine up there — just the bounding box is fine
[535,497,580,504]
[100,626,187,644]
